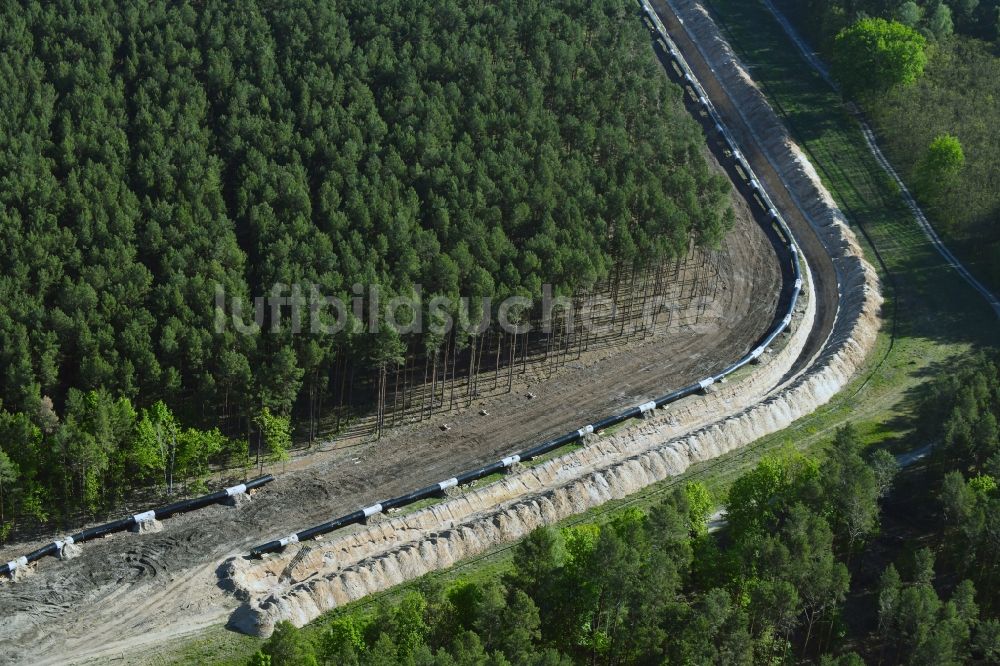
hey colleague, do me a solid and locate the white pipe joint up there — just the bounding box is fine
[698,378,716,390]
[52,537,73,550]
[782,314,793,327]
[132,510,156,524]
[279,534,299,547]
[6,556,28,572]
[638,401,657,413]
[225,483,248,497]
[362,504,383,518]
[437,478,458,491]
[577,425,595,438]
[501,455,521,467]
[751,346,766,359]
[794,279,803,290]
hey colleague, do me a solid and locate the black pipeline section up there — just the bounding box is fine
[1,475,274,577]
[249,4,806,558]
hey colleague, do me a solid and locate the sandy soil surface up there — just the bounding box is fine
[0,145,785,663]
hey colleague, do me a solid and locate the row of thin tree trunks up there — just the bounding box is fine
[305,251,721,444]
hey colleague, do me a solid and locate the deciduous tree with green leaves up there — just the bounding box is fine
[255,407,292,471]
[0,450,18,540]
[832,18,928,96]
[261,621,317,666]
[913,133,966,213]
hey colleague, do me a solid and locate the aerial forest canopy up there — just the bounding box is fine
[0,0,731,526]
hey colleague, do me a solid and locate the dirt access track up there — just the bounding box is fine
[0,1,878,662]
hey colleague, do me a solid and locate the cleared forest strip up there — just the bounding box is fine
[0,7,797,661]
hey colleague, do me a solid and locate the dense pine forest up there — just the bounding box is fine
[0,0,732,536]
[249,355,1000,665]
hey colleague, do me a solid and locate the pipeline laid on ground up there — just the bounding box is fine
[1,475,274,577]
[248,0,805,558]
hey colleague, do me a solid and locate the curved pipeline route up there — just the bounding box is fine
[0,475,274,578]
[248,0,806,559]
[759,0,1000,319]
